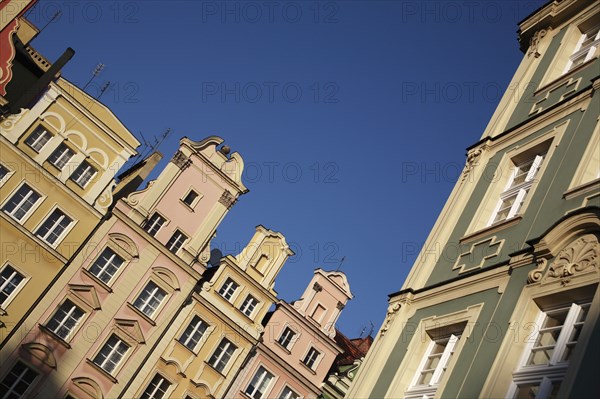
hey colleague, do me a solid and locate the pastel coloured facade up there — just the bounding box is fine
[346,1,600,398]
[225,269,353,399]
[0,9,139,346]
[0,136,247,399]
[120,225,293,399]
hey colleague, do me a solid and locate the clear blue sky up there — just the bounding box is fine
[28,0,547,337]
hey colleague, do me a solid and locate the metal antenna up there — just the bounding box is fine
[335,256,346,272]
[368,321,375,337]
[96,81,111,100]
[83,63,105,91]
[38,10,62,35]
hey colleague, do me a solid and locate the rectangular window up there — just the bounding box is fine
[0,265,25,308]
[277,327,297,349]
[141,374,171,399]
[406,334,460,399]
[92,334,129,374]
[165,230,187,254]
[490,154,545,225]
[88,248,125,285]
[44,299,85,341]
[245,366,274,399]
[0,361,39,398]
[70,160,97,188]
[179,315,208,351]
[278,387,300,399]
[218,278,239,301]
[144,213,166,237]
[0,165,9,181]
[566,25,600,72]
[47,143,75,170]
[2,184,41,222]
[133,281,166,318]
[240,294,259,317]
[35,209,73,246]
[182,190,199,207]
[25,126,52,152]
[302,347,321,370]
[511,302,590,398]
[208,338,236,373]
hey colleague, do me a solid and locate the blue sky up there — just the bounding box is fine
[28,0,547,337]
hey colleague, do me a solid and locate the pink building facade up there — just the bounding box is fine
[226,269,353,399]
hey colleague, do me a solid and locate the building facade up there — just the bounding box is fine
[347,1,600,398]
[225,269,353,399]
[0,5,139,346]
[0,136,247,399]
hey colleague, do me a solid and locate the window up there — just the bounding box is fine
[311,304,326,323]
[179,315,208,351]
[0,164,10,184]
[566,25,600,72]
[240,294,258,317]
[2,184,41,222]
[208,338,236,373]
[88,247,125,285]
[25,126,52,152]
[141,374,171,399]
[245,366,274,399]
[510,302,590,399]
[279,386,300,399]
[35,209,73,246]
[0,265,25,308]
[70,160,97,188]
[302,347,321,370]
[133,281,166,318]
[47,143,74,170]
[0,361,39,398]
[406,334,460,399]
[182,190,199,207]
[44,299,85,341]
[278,327,297,349]
[92,334,129,374]
[165,230,187,254]
[144,213,166,237]
[490,154,545,225]
[218,278,239,301]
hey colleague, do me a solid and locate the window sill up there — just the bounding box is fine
[299,361,317,375]
[204,361,227,377]
[126,302,157,326]
[460,216,522,244]
[85,358,118,383]
[175,339,199,356]
[81,268,113,293]
[563,178,600,200]
[179,199,196,212]
[38,324,72,349]
[275,340,292,354]
[534,56,597,96]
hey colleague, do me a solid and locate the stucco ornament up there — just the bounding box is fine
[171,150,192,170]
[461,147,483,182]
[96,182,116,211]
[218,190,236,208]
[547,236,599,280]
[528,29,548,58]
[527,258,548,284]
[380,302,401,337]
[0,107,27,131]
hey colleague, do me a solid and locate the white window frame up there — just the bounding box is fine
[25,126,53,152]
[302,347,321,370]
[406,334,460,399]
[0,361,39,398]
[34,207,74,247]
[0,163,14,186]
[489,154,544,225]
[218,277,239,302]
[278,326,297,350]
[564,25,600,73]
[278,386,301,399]
[245,366,275,399]
[70,160,97,188]
[508,302,590,399]
[179,315,209,352]
[166,229,187,254]
[0,263,28,309]
[181,188,202,208]
[141,373,172,399]
[1,182,43,223]
[44,299,85,341]
[133,281,167,319]
[47,142,75,170]
[92,334,130,375]
[208,338,236,373]
[144,212,167,237]
[87,247,126,286]
[240,294,259,317]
